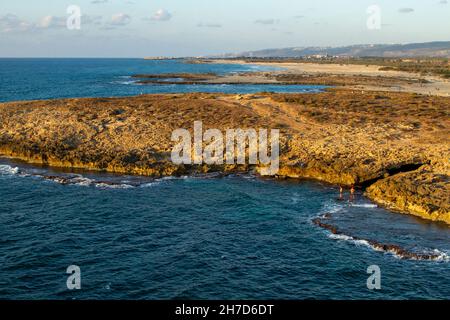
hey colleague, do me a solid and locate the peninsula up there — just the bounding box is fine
[0,59,449,224]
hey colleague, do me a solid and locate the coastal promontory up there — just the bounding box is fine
[0,89,448,224]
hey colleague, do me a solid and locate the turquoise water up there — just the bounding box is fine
[0,58,326,102]
[0,59,449,300]
[0,162,449,300]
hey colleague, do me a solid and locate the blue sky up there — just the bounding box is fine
[0,0,449,57]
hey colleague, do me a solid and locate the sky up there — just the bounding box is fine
[0,0,449,57]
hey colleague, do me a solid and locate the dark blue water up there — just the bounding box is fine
[0,59,449,300]
[0,162,449,300]
[0,58,326,102]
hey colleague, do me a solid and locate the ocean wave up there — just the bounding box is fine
[94,182,134,189]
[321,202,345,214]
[329,232,449,262]
[329,234,371,247]
[246,65,275,72]
[0,166,142,189]
[158,176,186,181]
[71,176,94,187]
[42,174,141,189]
[0,163,191,189]
[42,175,94,187]
[139,182,160,188]
[113,76,138,85]
[112,80,138,85]
[0,164,19,175]
[313,212,449,262]
[350,203,378,208]
[429,249,450,262]
[0,162,235,189]
[117,81,137,85]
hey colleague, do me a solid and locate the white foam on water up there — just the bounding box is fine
[0,164,19,175]
[1,165,19,175]
[1,163,181,189]
[112,76,137,85]
[94,182,134,189]
[68,176,94,187]
[426,249,450,262]
[328,233,393,257]
[158,176,177,181]
[317,201,448,262]
[328,231,449,262]
[117,80,137,85]
[353,239,372,247]
[329,234,353,241]
[329,234,372,250]
[309,201,345,223]
[322,202,345,214]
[40,173,135,189]
[140,182,161,188]
[65,175,136,189]
[350,203,378,208]
[157,176,189,182]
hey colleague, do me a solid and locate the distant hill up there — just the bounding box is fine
[217,41,450,58]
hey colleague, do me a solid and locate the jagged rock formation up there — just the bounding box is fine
[366,164,450,224]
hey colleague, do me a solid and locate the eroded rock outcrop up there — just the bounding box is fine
[366,163,450,224]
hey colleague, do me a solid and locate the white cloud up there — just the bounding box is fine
[255,19,278,25]
[0,13,106,33]
[38,16,66,29]
[110,13,131,26]
[398,8,414,13]
[197,23,222,28]
[151,9,172,21]
[83,15,103,25]
[0,14,67,32]
[0,14,35,33]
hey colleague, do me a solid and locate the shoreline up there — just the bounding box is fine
[0,89,448,224]
[202,59,450,97]
[2,155,448,231]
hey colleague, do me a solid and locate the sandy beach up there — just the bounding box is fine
[206,59,450,97]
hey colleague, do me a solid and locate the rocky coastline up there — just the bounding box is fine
[0,89,448,224]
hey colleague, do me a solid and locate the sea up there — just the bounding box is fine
[0,58,449,300]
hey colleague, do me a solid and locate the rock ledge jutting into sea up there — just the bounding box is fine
[0,89,448,224]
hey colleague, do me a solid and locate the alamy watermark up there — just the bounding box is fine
[66,5,81,30]
[367,5,381,30]
[367,265,381,290]
[66,265,81,290]
[171,121,280,175]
